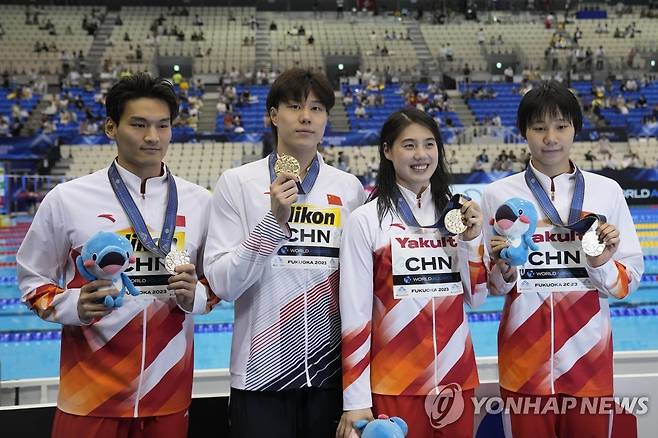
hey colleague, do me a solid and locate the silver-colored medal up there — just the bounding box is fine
[444,208,467,235]
[164,249,191,275]
[582,221,605,257]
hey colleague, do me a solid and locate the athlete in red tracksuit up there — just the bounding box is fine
[337,109,488,438]
[482,81,644,437]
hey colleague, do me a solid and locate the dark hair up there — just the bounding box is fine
[105,72,179,124]
[370,108,452,225]
[517,80,583,138]
[265,68,335,141]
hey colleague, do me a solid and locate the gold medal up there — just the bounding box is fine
[444,208,467,234]
[274,155,300,177]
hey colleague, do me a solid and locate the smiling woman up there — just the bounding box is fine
[337,107,487,438]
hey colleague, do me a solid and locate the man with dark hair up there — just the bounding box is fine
[17,72,218,438]
[204,68,366,437]
[481,80,643,437]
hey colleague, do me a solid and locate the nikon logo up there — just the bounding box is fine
[289,205,341,226]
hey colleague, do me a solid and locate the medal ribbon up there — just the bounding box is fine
[108,161,178,258]
[268,152,320,195]
[524,166,605,233]
[394,186,469,235]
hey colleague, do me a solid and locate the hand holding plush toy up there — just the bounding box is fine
[353,414,408,438]
[75,231,140,307]
[490,198,539,266]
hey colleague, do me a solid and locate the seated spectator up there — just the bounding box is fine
[10,119,23,137]
[343,91,354,106]
[471,157,484,172]
[584,149,596,169]
[447,150,459,166]
[621,78,638,92]
[354,104,368,118]
[602,152,617,169]
[0,117,10,137]
[336,151,350,173]
[233,116,245,133]
[269,21,277,31]
[615,96,629,115]
[123,32,131,41]
[622,152,644,168]
[323,144,337,166]
[476,149,489,163]
[596,135,612,155]
[445,43,454,61]
[636,95,648,108]
[59,110,76,125]
[41,116,55,134]
[504,66,514,83]
[223,112,234,130]
[79,118,98,135]
[439,44,448,60]
[501,156,514,172]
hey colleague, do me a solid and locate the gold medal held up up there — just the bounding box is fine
[274,154,301,178]
[444,208,467,235]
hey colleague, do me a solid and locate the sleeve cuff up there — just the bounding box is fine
[236,212,289,262]
[265,211,290,241]
[177,281,209,314]
[459,232,483,262]
[490,263,517,294]
[584,258,616,290]
[56,289,92,326]
[343,399,373,411]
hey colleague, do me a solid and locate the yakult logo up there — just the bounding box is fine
[424,383,464,429]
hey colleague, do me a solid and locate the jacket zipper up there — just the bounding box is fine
[303,269,311,386]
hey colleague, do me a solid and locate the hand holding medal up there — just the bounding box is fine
[583,220,620,267]
[457,199,483,241]
[439,194,481,240]
[270,154,300,229]
[166,249,198,312]
[165,249,191,275]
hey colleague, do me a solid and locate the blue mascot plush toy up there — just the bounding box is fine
[75,231,140,307]
[490,198,539,266]
[354,414,408,438]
